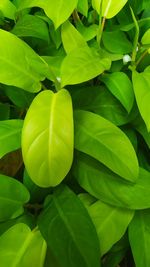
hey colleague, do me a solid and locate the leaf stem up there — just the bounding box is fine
[97,16,106,46]
[130,7,139,66]
[72,9,81,24]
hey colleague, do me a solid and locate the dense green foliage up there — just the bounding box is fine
[0,0,150,266]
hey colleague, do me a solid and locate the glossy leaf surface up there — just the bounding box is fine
[92,0,128,18]
[0,223,47,267]
[22,89,74,187]
[74,110,139,182]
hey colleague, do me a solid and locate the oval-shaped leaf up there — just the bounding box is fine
[61,46,111,87]
[0,29,48,92]
[73,153,150,209]
[0,119,23,158]
[74,110,139,182]
[61,20,87,53]
[132,69,150,131]
[38,185,101,267]
[0,174,29,222]
[83,199,134,256]
[92,0,128,18]
[17,0,78,29]
[22,89,74,188]
[101,72,134,113]
[0,223,47,267]
[129,210,150,267]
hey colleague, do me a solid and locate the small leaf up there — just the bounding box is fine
[77,0,88,16]
[132,69,150,131]
[129,210,150,267]
[74,110,139,182]
[61,46,111,86]
[101,72,134,113]
[22,89,74,188]
[61,20,87,53]
[0,223,47,267]
[0,119,23,158]
[38,185,100,267]
[0,174,29,221]
[92,0,128,18]
[142,28,150,45]
[0,29,48,92]
[73,153,150,209]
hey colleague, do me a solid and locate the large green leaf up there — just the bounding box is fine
[74,110,139,182]
[101,72,134,113]
[0,223,47,267]
[61,21,87,53]
[129,210,150,267]
[132,69,150,131]
[92,0,128,18]
[17,0,78,28]
[0,0,16,19]
[61,46,111,87]
[11,14,50,41]
[84,199,134,256]
[22,89,74,188]
[0,174,29,222]
[0,119,23,158]
[73,152,150,209]
[38,185,100,267]
[0,29,48,92]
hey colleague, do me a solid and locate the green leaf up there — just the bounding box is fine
[73,152,150,209]
[74,110,139,182]
[0,0,16,19]
[92,0,128,18]
[77,0,88,16]
[61,20,87,53]
[22,89,74,188]
[102,31,132,54]
[129,210,150,267]
[0,29,48,92]
[17,0,78,29]
[0,174,29,222]
[0,103,10,120]
[0,119,23,158]
[0,223,47,267]
[38,185,100,267]
[142,29,150,45]
[85,200,134,256]
[11,14,50,41]
[42,56,64,82]
[132,69,150,131]
[101,72,134,113]
[61,46,111,86]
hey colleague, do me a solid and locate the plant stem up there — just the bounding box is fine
[130,7,139,66]
[97,16,106,46]
[72,9,81,24]
[135,49,149,67]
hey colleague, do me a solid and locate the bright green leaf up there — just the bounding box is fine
[0,174,29,222]
[101,72,134,113]
[0,29,48,92]
[142,28,150,44]
[17,0,78,28]
[61,20,87,53]
[0,119,23,158]
[74,110,139,182]
[0,223,47,267]
[61,46,111,86]
[0,0,16,19]
[22,89,74,188]
[73,152,150,209]
[77,0,88,16]
[38,185,100,267]
[92,0,128,18]
[132,69,150,131]
[129,210,150,267]
[86,200,134,255]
